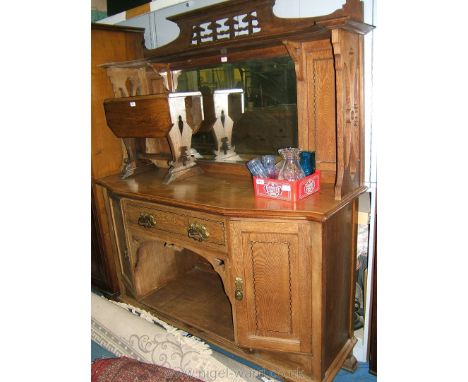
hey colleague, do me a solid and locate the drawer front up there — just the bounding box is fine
[121,199,227,250]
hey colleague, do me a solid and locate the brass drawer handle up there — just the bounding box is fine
[235,277,244,301]
[187,222,210,242]
[138,212,156,228]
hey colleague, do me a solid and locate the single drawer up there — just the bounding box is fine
[121,199,227,250]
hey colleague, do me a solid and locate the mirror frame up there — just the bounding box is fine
[103,0,374,199]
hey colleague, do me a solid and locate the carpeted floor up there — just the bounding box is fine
[334,363,376,382]
[92,340,376,382]
[92,340,115,360]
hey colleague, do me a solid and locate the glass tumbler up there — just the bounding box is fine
[246,158,268,178]
[261,155,276,178]
[299,151,316,176]
[277,148,305,181]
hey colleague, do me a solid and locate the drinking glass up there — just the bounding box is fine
[299,151,316,176]
[246,158,268,178]
[261,155,276,178]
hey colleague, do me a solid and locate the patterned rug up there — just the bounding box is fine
[92,357,204,382]
[91,293,275,382]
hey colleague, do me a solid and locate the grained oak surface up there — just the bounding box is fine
[97,168,366,221]
[103,94,173,138]
[141,267,234,341]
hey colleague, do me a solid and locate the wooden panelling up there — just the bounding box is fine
[323,201,356,372]
[305,42,337,183]
[91,24,146,294]
[249,238,293,334]
[91,24,145,180]
[91,190,108,289]
[286,39,337,185]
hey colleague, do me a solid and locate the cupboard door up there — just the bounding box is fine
[230,220,312,353]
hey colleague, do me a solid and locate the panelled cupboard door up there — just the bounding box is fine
[230,220,313,353]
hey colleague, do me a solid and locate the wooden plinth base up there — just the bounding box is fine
[341,353,358,372]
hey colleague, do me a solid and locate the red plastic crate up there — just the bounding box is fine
[253,170,320,202]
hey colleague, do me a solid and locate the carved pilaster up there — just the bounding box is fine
[332,29,364,200]
[285,39,337,185]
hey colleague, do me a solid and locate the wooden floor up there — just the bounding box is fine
[141,267,234,341]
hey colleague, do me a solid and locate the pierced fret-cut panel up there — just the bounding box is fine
[191,11,261,46]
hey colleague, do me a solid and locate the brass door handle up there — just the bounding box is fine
[235,277,244,301]
[138,212,156,228]
[187,222,209,242]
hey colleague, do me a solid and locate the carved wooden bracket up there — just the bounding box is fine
[283,40,305,82]
[103,63,175,178]
[105,63,168,98]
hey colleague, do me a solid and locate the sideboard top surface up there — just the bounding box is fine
[97,169,365,221]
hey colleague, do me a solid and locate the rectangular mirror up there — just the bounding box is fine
[174,56,297,162]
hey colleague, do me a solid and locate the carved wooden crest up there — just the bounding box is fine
[142,0,371,65]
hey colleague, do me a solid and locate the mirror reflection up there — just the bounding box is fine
[175,56,297,162]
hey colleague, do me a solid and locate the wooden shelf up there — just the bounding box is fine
[141,267,234,341]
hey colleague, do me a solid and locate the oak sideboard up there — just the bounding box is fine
[96,1,373,381]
